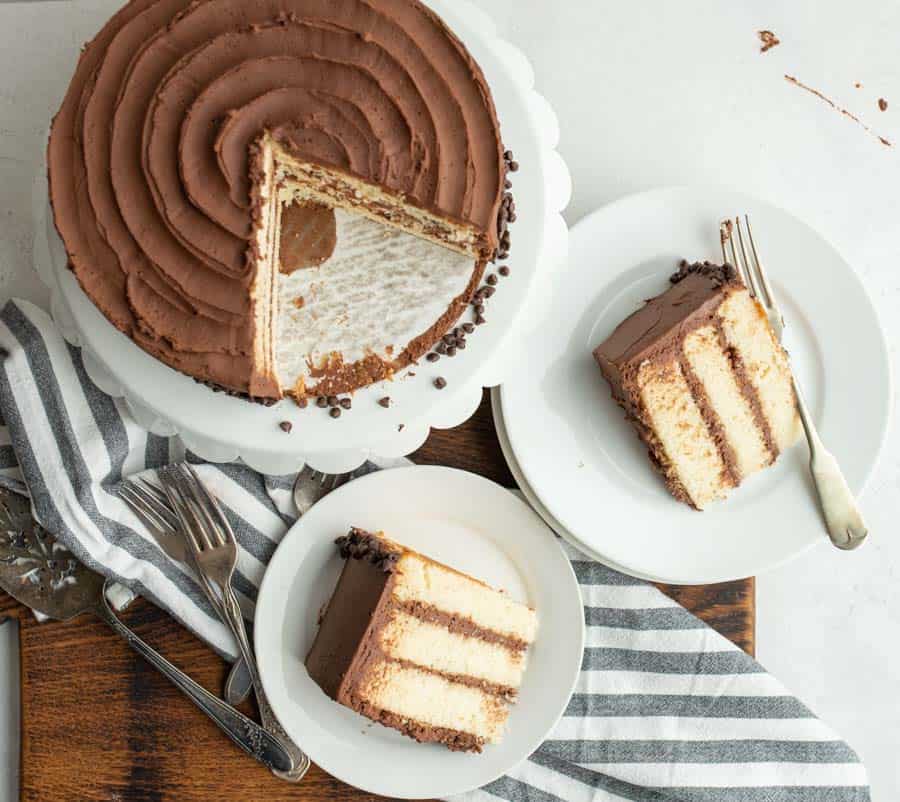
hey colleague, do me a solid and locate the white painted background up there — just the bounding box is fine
[1,0,898,798]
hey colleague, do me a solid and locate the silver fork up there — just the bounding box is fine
[292,465,350,515]
[158,463,311,781]
[722,215,867,550]
[119,479,255,705]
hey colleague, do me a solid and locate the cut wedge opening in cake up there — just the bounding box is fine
[305,528,538,752]
[249,134,491,400]
[594,262,801,510]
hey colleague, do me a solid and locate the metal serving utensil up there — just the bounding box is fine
[292,465,350,516]
[721,216,867,549]
[120,478,254,706]
[158,463,310,782]
[0,487,294,773]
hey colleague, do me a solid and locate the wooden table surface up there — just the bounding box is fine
[0,391,754,801]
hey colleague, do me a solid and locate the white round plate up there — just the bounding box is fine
[32,0,570,476]
[491,387,663,583]
[500,186,891,585]
[254,465,583,799]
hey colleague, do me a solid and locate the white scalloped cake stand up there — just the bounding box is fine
[32,0,571,475]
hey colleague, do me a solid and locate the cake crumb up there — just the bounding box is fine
[784,74,892,147]
[758,30,780,53]
[292,296,305,309]
[878,98,888,111]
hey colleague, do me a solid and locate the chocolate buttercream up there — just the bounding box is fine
[48,0,505,398]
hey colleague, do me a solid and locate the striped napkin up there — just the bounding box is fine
[0,299,869,802]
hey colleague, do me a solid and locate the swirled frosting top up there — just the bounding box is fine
[48,0,505,397]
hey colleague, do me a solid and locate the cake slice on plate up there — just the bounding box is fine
[305,528,538,752]
[593,261,801,509]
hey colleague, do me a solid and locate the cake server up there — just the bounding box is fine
[0,487,295,774]
[158,463,311,782]
[722,216,868,550]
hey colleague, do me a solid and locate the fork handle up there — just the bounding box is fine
[794,379,868,550]
[93,589,294,774]
[219,587,311,782]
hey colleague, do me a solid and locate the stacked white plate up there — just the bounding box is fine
[32,0,571,476]
[494,187,891,585]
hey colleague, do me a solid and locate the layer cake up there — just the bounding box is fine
[306,528,538,751]
[48,0,511,402]
[593,262,801,509]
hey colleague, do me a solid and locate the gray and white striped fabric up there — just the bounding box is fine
[0,299,869,802]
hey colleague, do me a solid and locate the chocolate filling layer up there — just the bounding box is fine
[678,348,741,488]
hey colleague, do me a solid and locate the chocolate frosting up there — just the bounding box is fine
[48,0,505,397]
[593,261,740,389]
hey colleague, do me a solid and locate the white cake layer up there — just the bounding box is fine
[717,289,801,453]
[638,360,729,509]
[359,659,507,743]
[683,325,771,479]
[392,553,538,644]
[275,203,474,394]
[379,608,527,691]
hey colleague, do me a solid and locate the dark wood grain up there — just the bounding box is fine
[0,390,754,801]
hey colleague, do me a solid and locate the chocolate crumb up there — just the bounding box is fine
[499,266,510,277]
[758,29,780,53]
[279,421,292,433]
[329,407,341,419]
[340,398,352,410]
[426,352,439,362]
[398,424,405,432]
[878,98,888,111]
[855,82,862,89]
[316,396,328,408]
[378,396,391,408]
[433,377,447,389]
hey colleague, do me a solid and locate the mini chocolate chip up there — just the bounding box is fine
[504,179,512,189]
[330,407,341,419]
[486,274,498,285]
[474,303,485,315]
[482,286,496,298]
[426,352,440,362]
[436,342,448,355]
[499,265,510,276]
[378,396,391,408]
[504,149,514,161]
[316,396,328,408]
[433,377,447,389]
[279,421,293,433]
[509,160,519,171]
[456,340,467,350]
[508,212,517,223]
[327,395,339,407]
[398,423,405,431]
[462,322,475,333]
[442,333,455,345]
[298,397,309,408]
[475,314,486,325]
[446,346,457,357]
[340,398,352,409]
